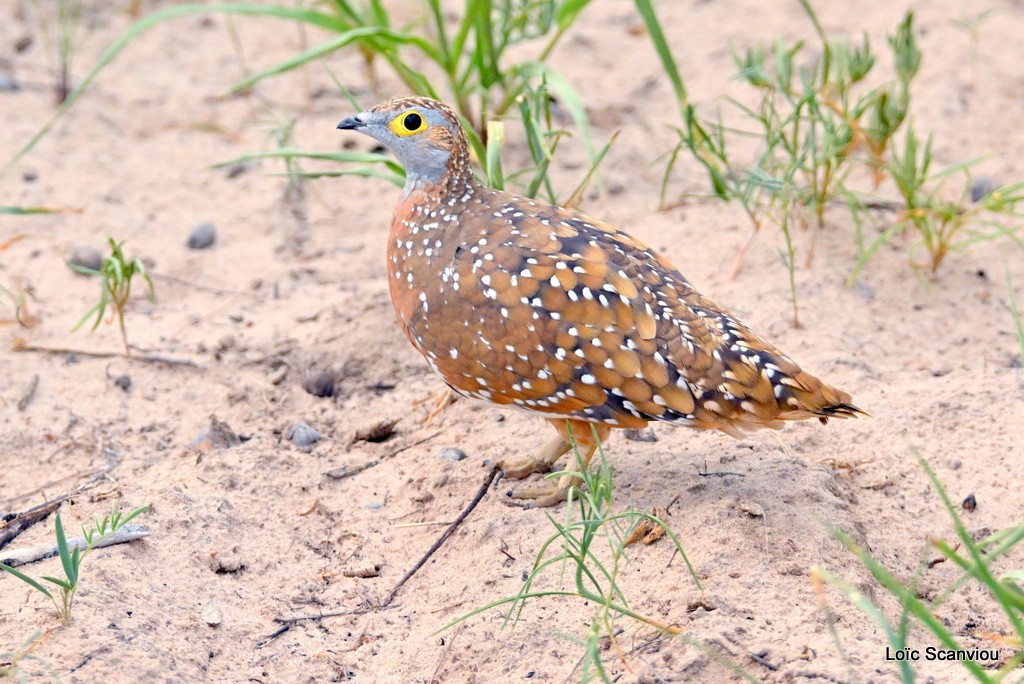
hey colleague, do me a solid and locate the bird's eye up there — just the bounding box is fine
[390,110,428,137]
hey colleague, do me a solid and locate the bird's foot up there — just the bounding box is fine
[415,388,458,425]
[497,434,573,480]
[503,473,581,509]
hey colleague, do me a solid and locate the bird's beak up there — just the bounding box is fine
[337,115,365,130]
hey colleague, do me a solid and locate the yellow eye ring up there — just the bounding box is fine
[390,110,429,137]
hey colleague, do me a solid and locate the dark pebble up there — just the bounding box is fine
[623,428,658,443]
[113,374,131,392]
[970,177,997,203]
[286,422,321,447]
[439,446,467,461]
[303,371,336,398]
[0,74,20,92]
[961,493,977,512]
[22,170,37,182]
[187,222,217,249]
[68,245,103,272]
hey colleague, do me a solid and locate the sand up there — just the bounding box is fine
[2,0,1023,681]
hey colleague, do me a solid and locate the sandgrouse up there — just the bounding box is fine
[338,96,863,507]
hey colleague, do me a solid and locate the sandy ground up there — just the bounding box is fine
[2,0,1023,681]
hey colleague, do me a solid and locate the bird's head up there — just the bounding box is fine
[337,96,469,190]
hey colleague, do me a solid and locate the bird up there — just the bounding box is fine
[337,96,864,507]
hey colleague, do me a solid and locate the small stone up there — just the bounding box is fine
[190,415,241,453]
[0,74,20,92]
[364,501,385,510]
[22,170,37,183]
[853,280,875,302]
[949,459,962,471]
[187,222,217,249]
[303,371,336,398]
[202,603,223,626]
[342,563,381,578]
[439,446,467,461]
[287,422,321,448]
[208,547,245,574]
[68,245,103,272]
[738,501,764,518]
[113,374,131,392]
[623,428,658,443]
[970,177,997,203]
[961,493,977,512]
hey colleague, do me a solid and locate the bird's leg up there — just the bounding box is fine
[421,388,458,424]
[503,420,611,509]
[497,434,573,480]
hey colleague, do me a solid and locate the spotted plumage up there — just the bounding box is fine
[338,97,863,505]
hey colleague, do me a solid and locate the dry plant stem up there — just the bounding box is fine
[0,498,65,551]
[16,373,39,411]
[13,342,201,368]
[0,523,149,567]
[274,604,396,625]
[380,466,502,607]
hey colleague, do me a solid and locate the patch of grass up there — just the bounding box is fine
[646,1,1023,323]
[11,1,603,185]
[68,237,155,355]
[0,506,149,627]
[813,454,1024,682]
[443,426,755,681]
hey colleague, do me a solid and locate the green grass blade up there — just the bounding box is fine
[1007,269,1024,364]
[0,206,63,215]
[0,563,54,599]
[40,576,74,591]
[813,567,914,682]
[517,62,596,161]
[230,25,446,94]
[485,120,506,189]
[633,0,688,111]
[54,515,78,586]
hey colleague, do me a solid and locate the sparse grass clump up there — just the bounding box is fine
[442,426,749,681]
[814,455,1024,682]
[68,237,155,354]
[0,506,149,627]
[644,1,1024,323]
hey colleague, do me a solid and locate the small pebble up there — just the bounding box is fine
[202,603,222,626]
[439,446,467,461]
[68,245,103,272]
[364,501,385,510]
[303,371,336,398]
[190,415,241,453]
[22,170,37,183]
[286,422,321,448]
[623,428,658,443]
[342,563,381,578]
[961,493,977,512]
[187,222,217,249]
[113,374,131,392]
[970,177,997,203]
[0,74,20,92]
[949,459,962,471]
[738,501,765,518]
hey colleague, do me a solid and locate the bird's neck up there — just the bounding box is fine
[402,145,477,205]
